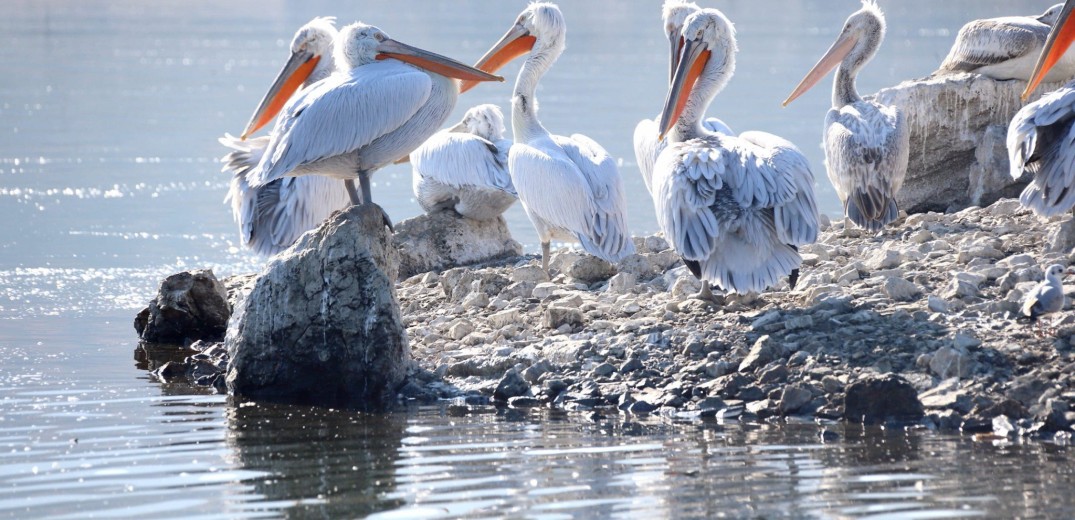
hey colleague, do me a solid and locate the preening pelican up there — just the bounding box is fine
[1009,0,1075,217]
[634,0,733,195]
[654,8,818,296]
[784,0,908,232]
[410,104,516,220]
[462,2,635,272]
[936,4,1073,82]
[219,17,349,256]
[246,22,502,216]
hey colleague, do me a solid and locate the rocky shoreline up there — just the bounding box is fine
[139,198,1075,441]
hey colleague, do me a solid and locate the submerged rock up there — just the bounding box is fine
[226,205,410,410]
[134,269,230,345]
[394,210,522,279]
[844,374,924,424]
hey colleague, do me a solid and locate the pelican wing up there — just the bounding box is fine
[411,131,515,195]
[938,18,1046,73]
[739,131,819,246]
[250,61,433,186]
[1022,279,1063,317]
[1008,84,1075,217]
[824,100,909,231]
[635,116,734,196]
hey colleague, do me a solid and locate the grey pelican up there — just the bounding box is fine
[461,2,635,272]
[936,4,1073,82]
[1009,0,1075,217]
[654,8,819,296]
[409,103,516,220]
[783,0,908,232]
[634,0,733,195]
[219,17,350,256]
[245,22,502,217]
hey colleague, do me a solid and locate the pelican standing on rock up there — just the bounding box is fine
[219,17,350,256]
[409,104,516,220]
[461,3,635,272]
[246,22,502,223]
[936,4,1073,82]
[635,0,733,195]
[654,8,819,296]
[783,0,908,232]
[1010,0,1075,217]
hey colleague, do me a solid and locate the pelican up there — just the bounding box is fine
[219,17,350,256]
[460,2,635,272]
[783,0,908,232]
[654,8,819,296]
[634,0,733,195]
[409,104,516,220]
[936,4,1074,82]
[246,22,503,219]
[1009,0,1075,217]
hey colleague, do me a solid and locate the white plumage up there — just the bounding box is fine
[410,104,517,220]
[654,8,818,295]
[1008,82,1075,217]
[470,2,635,271]
[1022,264,1067,321]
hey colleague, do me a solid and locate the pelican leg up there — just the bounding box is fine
[541,241,551,274]
[359,171,374,206]
[694,280,715,302]
[344,179,363,206]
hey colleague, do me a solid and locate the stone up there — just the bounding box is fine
[739,335,778,373]
[619,357,643,374]
[779,384,813,414]
[511,265,550,283]
[550,251,617,283]
[927,295,950,313]
[606,272,637,294]
[883,277,921,302]
[393,210,522,280]
[532,283,560,300]
[952,332,982,350]
[930,346,973,379]
[543,306,585,330]
[134,269,231,345]
[1046,217,1075,254]
[592,362,615,377]
[488,309,520,329]
[844,374,924,424]
[919,378,974,413]
[494,369,530,401]
[500,281,537,300]
[225,205,409,410]
[448,321,475,340]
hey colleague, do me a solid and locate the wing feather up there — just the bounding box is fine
[938,18,1046,74]
[1008,84,1075,217]
[411,132,514,195]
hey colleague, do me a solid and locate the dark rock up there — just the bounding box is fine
[152,360,189,381]
[779,384,813,414]
[619,357,643,374]
[225,205,409,410]
[843,374,924,424]
[543,306,584,329]
[592,362,615,377]
[135,270,230,344]
[758,364,789,385]
[739,335,778,373]
[628,400,658,414]
[508,396,543,408]
[394,210,522,280]
[737,385,766,402]
[1031,399,1072,432]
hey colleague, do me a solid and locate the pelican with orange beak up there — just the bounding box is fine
[936,4,1071,82]
[246,21,502,217]
[1008,0,1075,217]
[783,0,908,233]
[653,8,818,297]
[462,3,635,273]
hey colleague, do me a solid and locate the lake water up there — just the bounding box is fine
[2,0,1074,517]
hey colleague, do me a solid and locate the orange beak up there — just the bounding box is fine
[1023,0,1075,101]
[240,50,321,140]
[782,31,857,107]
[459,23,536,94]
[658,37,711,140]
[376,38,503,87]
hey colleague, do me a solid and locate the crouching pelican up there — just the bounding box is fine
[219,17,350,256]
[409,104,517,220]
[246,21,502,223]
[654,8,819,296]
[461,2,635,272]
[1010,0,1075,217]
[634,0,733,195]
[783,0,908,232]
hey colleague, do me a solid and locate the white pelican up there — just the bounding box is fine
[936,4,1074,82]
[246,22,502,219]
[219,17,350,256]
[783,0,908,233]
[634,0,733,195]
[1009,0,1075,217]
[409,104,516,220]
[460,2,635,272]
[654,8,819,296]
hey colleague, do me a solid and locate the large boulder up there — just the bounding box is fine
[226,205,410,410]
[134,269,230,345]
[393,210,522,279]
[870,73,1068,214]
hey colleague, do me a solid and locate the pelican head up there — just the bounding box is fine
[449,104,507,141]
[662,0,701,81]
[459,2,566,93]
[782,0,885,107]
[657,8,737,139]
[240,16,338,140]
[1038,3,1067,25]
[1023,0,1075,100]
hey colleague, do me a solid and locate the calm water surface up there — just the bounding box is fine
[2,1,1074,517]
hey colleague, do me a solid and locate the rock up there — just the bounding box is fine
[550,251,617,283]
[532,283,560,300]
[1047,217,1075,254]
[543,306,584,330]
[871,74,1057,214]
[607,272,637,295]
[619,357,643,374]
[883,277,921,302]
[393,210,522,280]
[134,269,230,345]
[952,332,982,350]
[448,321,475,340]
[494,368,530,401]
[919,378,974,413]
[779,384,813,414]
[784,315,814,331]
[488,309,520,329]
[592,362,615,377]
[929,346,973,379]
[927,295,950,313]
[511,265,549,283]
[844,374,924,423]
[500,281,537,300]
[225,205,409,410]
[739,335,778,373]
